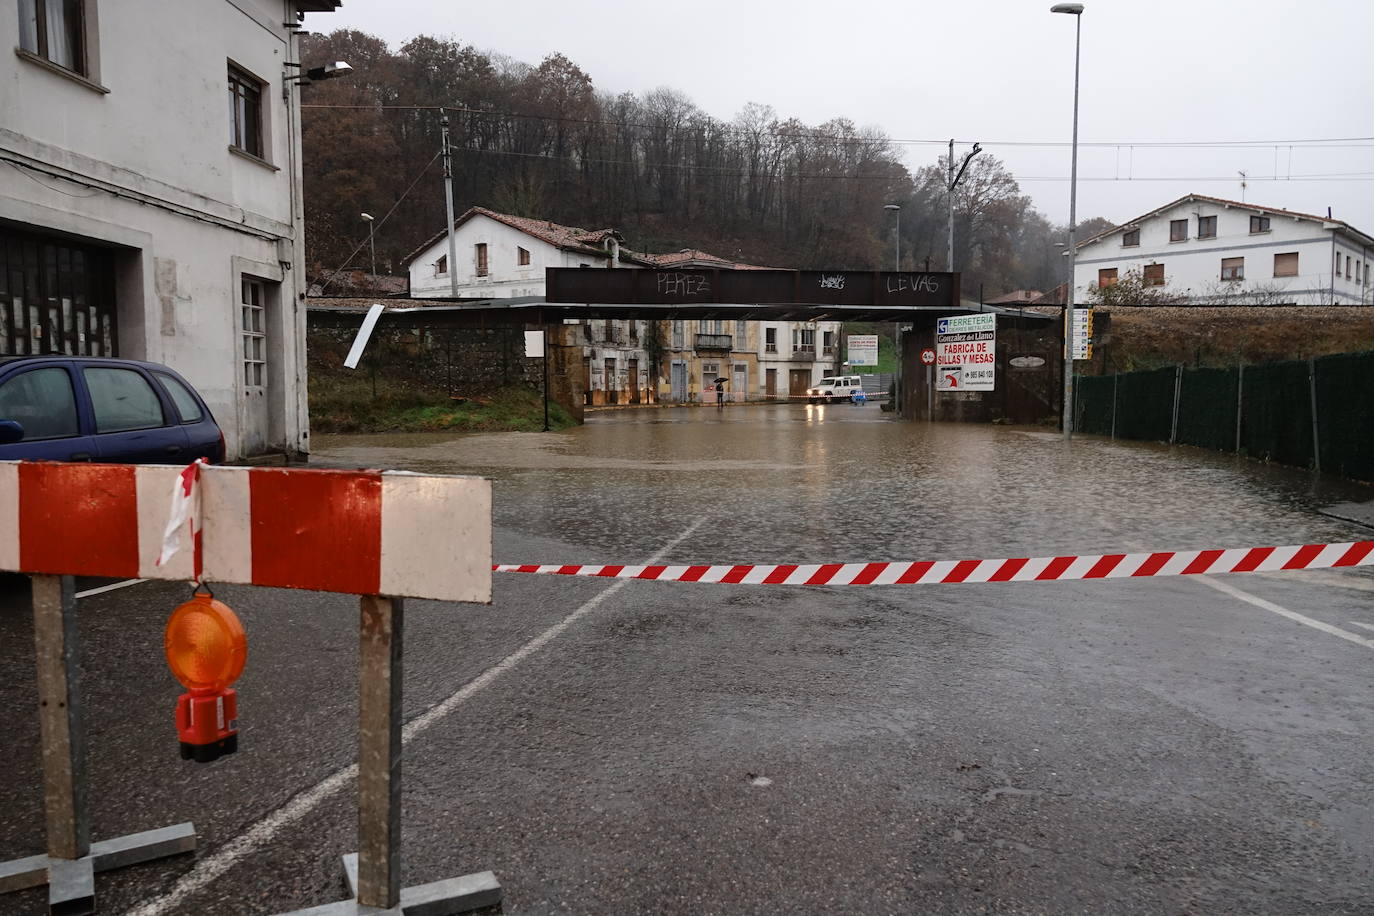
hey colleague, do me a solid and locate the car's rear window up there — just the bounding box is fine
[84,367,166,433]
[155,372,204,423]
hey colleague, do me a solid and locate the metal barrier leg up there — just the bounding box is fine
[33,575,89,863]
[277,595,500,916]
[358,594,403,908]
[0,575,197,915]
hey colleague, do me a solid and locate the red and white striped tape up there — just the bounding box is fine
[494,541,1374,586]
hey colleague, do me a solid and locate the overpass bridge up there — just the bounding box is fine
[307,268,1062,423]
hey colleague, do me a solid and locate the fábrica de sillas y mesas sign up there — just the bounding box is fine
[936,313,996,391]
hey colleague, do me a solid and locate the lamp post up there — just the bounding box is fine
[884,203,901,270]
[884,204,902,414]
[1052,1,1084,440]
[360,212,376,279]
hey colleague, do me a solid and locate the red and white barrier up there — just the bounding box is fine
[0,461,490,602]
[494,540,1374,586]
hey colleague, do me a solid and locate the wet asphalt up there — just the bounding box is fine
[2,403,1373,915]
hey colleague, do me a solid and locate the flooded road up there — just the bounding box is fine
[3,406,1372,915]
[314,402,1371,564]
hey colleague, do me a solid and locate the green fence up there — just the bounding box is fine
[1075,351,1374,482]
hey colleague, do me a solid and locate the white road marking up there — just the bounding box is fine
[1349,621,1374,633]
[126,518,707,916]
[1189,575,1374,651]
[1262,568,1374,594]
[75,578,146,599]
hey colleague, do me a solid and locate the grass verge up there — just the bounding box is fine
[310,375,574,434]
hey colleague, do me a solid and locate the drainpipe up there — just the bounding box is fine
[1330,232,1337,305]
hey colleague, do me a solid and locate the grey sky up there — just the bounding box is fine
[318,0,1374,235]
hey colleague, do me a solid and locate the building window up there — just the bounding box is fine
[822,330,835,354]
[0,229,117,357]
[228,64,265,159]
[1220,257,1244,281]
[1097,268,1118,287]
[475,243,488,277]
[764,327,777,353]
[1346,255,1352,279]
[241,278,266,388]
[1197,215,1217,239]
[1121,229,1140,247]
[518,247,530,266]
[793,327,815,353]
[734,320,746,351]
[1273,252,1299,278]
[1143,264,1165,287]
[18,0,87,75]
[1250,215,1270,233]
[1169,219,1187,242]
[434,255,447,277]
[671,320,683,348]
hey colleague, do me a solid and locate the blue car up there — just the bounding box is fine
[0,356,224,464]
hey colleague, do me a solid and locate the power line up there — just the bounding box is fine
[315,149,442,295]
[366,141,1374,184]
[300,104,1374,151]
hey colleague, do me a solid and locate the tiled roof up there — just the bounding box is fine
[635,249,776,270]
[1077,193,1372,249]
[401,207,622,266]
[986,289,1043,304]
[401,210,778,270]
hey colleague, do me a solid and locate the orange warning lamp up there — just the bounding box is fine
[164,589,247,763]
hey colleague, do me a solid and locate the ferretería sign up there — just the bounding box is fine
[936,313,996,391]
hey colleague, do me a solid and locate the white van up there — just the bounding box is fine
[806,375,864,403]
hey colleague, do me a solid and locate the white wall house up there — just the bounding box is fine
[1075,194,1373,306]
[404,207,626,299]
[404,211,842,403]
[0,0,339,459]
[403,207,655,405]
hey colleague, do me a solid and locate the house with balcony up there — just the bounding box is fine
[1,0,342,459]
[1074,194,1373,305]
[402,209,843,404]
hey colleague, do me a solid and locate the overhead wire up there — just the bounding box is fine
[299,103,1374,150]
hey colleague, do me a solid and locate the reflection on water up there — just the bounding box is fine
[313,404,1372,564]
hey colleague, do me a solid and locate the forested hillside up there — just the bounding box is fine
[300,31,1108,298]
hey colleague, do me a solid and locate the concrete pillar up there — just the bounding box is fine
[546,324,585,424]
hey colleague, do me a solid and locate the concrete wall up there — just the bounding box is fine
[1075,200,1373,306]
[0,0,329,460]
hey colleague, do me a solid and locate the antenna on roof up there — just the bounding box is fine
[1238,171,1247,202]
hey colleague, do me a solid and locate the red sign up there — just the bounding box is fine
[920,348,936,365]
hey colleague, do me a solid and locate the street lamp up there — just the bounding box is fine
[884,204,902,414]
[1052,1,1084,440]
[360,212,376,279]
[883,204,901,270]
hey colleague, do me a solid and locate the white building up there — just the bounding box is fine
[403,209,843,403]
[1075,194,1373,306]
[1,0,341,459]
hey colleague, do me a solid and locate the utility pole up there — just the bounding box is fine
[441,114,459,298]
[947,139,982,272]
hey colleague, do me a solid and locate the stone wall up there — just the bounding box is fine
[308,325,543,396]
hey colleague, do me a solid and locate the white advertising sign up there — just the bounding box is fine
[935,313,996,391]
[847,334,879,366]
[1071,308,1093,360]
[524,330,545,358]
